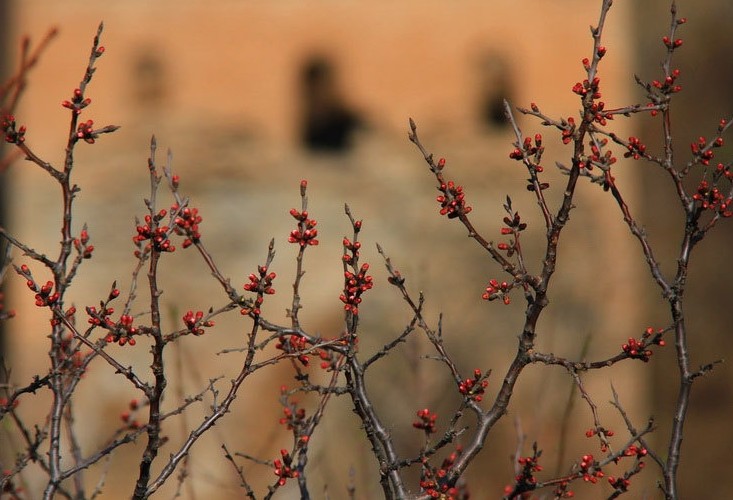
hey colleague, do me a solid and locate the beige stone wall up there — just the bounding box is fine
[1,1,672,497]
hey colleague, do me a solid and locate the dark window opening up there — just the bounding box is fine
[131,50,167,109]
[481,94,508,128]
[299,56,360,152]
[476,53,512,129]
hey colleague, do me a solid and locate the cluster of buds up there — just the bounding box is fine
[73,228,94,259]
[714,160,733,182]
[86,288,113,315]
[718,118,729,134]
[621,337,653,362]
[242,265,276,316]
[412,408,437,435]
[578,454,604,483]
[172,204,203,248]
[317,348,338,371]
[341,213,367,311]
[585,138,617,170]
[61,87,92,115]
[572,76,601,100]
[87,306,138,346]
[85,286,137,346]
[341,215,363,268]
[606,445,648,493]
[279,401,306,431]
[340,263,373,315]
[504,446,543,496]
[17,265,59,307]
[108,314,137,346]
[651,68,682,95]
[510,135,548,191]
[386,268,405,287]
[552,481,575,499]
[31,280,60,307]
[588,101,613,126]
[2,115,26,144]
[622,326,666,361]
[690,135,722,166]
[607,475,631,493]
[288,207,319,248]
[623,444,648,460]
[86,304,114,327]
[585,426,615,452]
[276,334,311,366]
[289,180,319,247]
[419,446,463,499]
[580,47,608,72]
[482,279,512,305]
[497,205,527,258]
[50,305,77,328]
[287,212,318,246]
[624,136,647,160]
[75,119,97,144]
[120,398,141,430]
[662,35,684,49]
[645,102,661,117]
[55,329,88,372]
[436,180,472,219]
[458,369,489,402]
[182,310,213,336]
[133,210,174,254]
[561,116,576,145]
[509,134,543,165]
[341,237,361,264]
[589,45,608,62]
[692,179,732,216]
[273,449,299,487]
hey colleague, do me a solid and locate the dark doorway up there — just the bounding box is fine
[299,56,360,153]
[131,50,167,110]
[476,52,512,129]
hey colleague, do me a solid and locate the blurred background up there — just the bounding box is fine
[0,0,731,498]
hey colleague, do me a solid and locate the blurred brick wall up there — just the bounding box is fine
[7,1,721,498]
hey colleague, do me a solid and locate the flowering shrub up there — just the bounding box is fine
[0,1,730,499]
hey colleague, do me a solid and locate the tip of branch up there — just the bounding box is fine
[149,136,157,162]
[502,99,513,116]
[408,117,416,132]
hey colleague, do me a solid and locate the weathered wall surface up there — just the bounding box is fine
[9,1,726,497]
